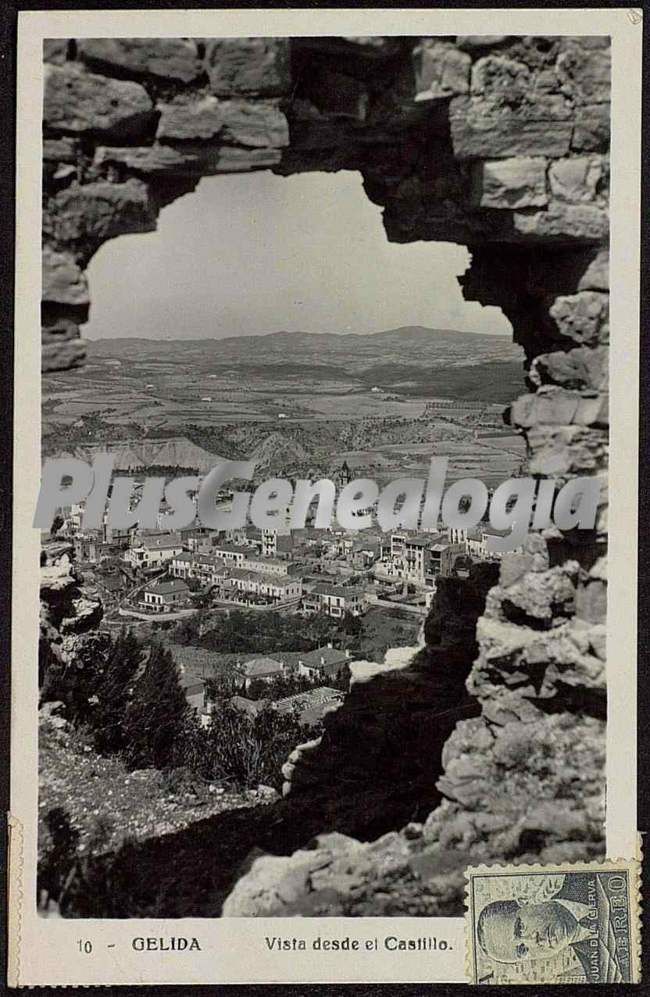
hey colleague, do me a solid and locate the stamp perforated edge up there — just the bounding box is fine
[7,815,25,988]
[464,854,642,985]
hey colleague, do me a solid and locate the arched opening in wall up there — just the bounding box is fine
[40,159,531,903]
[40,167,529,913]
[44,169,524,497]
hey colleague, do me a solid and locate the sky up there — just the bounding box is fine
[85,170,512,341]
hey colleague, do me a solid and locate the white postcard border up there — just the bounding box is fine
[9,7,642,986]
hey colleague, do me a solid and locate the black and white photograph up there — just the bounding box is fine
[6,7,643,987]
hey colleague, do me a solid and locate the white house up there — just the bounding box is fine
[124,532,184,570]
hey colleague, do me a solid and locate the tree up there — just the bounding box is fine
[341,611,362,636]
[91,629,142,756]
[122,644,190,770]
[331,663,351,692]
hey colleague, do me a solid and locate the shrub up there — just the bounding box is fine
[182,704,308,791]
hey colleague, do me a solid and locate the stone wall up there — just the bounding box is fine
[41,35,610,914]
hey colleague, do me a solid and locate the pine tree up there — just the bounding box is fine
[122,643,190,770]
[92,629,142,756]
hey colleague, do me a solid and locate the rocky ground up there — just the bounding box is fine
[39,716,274,861]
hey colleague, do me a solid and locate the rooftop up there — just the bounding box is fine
[236,656,285,677]
[299,646,349,669]
[214,543,251,555]
[140,533,183,551]
[144,578,189,595]
[229,567,298,586]
[311,582,363,598]
[230,695,269,716]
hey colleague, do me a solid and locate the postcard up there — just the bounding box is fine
[8,6,642,986]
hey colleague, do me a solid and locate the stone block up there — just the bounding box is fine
[413,40,471,100]
[549,291,609,346]
[294,36,402,59]
[78,38,202,83]
[44,65,154,140]
[526,425,607,476]
[42,246,89,307]
[204,37,290,97]
[578,249,609,291]
[46,179,157,256]
[94,144,203,175]
[563,36,611,51]
[512,203,608,243]
[575,576,607,624]
[549,155,603,203]
[471,54,530,99]
[572,104,610,151]
[158,95,291,149]
[529,345,608,391]
[220,100,289,147]
[42,338,87,372]
[336,37,402,58]
[471,157,548,209]
[556,43,611,104]
[197,146,283,173]
[450,96,573,159]
[42,318,80,343]
[499,550,536,588]
[511,385,606,430]
[574,392,608,426]
[509,386,581,428]
[43,138,78,163]
[156,95,224,141]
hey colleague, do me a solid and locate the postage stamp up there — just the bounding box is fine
[466,860,641,985]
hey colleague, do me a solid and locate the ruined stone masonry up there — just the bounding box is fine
[41,35,610,915]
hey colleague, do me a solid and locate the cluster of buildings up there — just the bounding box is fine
[52,492,509,619]
[234,644,352,691]
[176,643,350,729]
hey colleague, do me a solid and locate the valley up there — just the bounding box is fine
[42,326,526,486]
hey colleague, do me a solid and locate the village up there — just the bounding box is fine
[46,476,510,735]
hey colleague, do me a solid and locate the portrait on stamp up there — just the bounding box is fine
[467,865,639,984]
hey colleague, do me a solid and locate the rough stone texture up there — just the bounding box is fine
[281,566,497,819]
[549,291,609,346]
[204,38,291,97]
[40,35,610,919]
[157,96,288,147]
[471,157,548,209]
[41,35,611,367]
[413,40,471,101]
[39,544,106,705]
[44,64,154,140]
[77,38,204,84]
[549,155,605,203]
[44,179,157,265]
[42,246,89,308]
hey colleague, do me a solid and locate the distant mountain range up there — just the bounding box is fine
[88,326,521,372]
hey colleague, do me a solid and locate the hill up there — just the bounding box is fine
[69,437,224,473]
[251,433,309,474]
[87,325,520,374]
